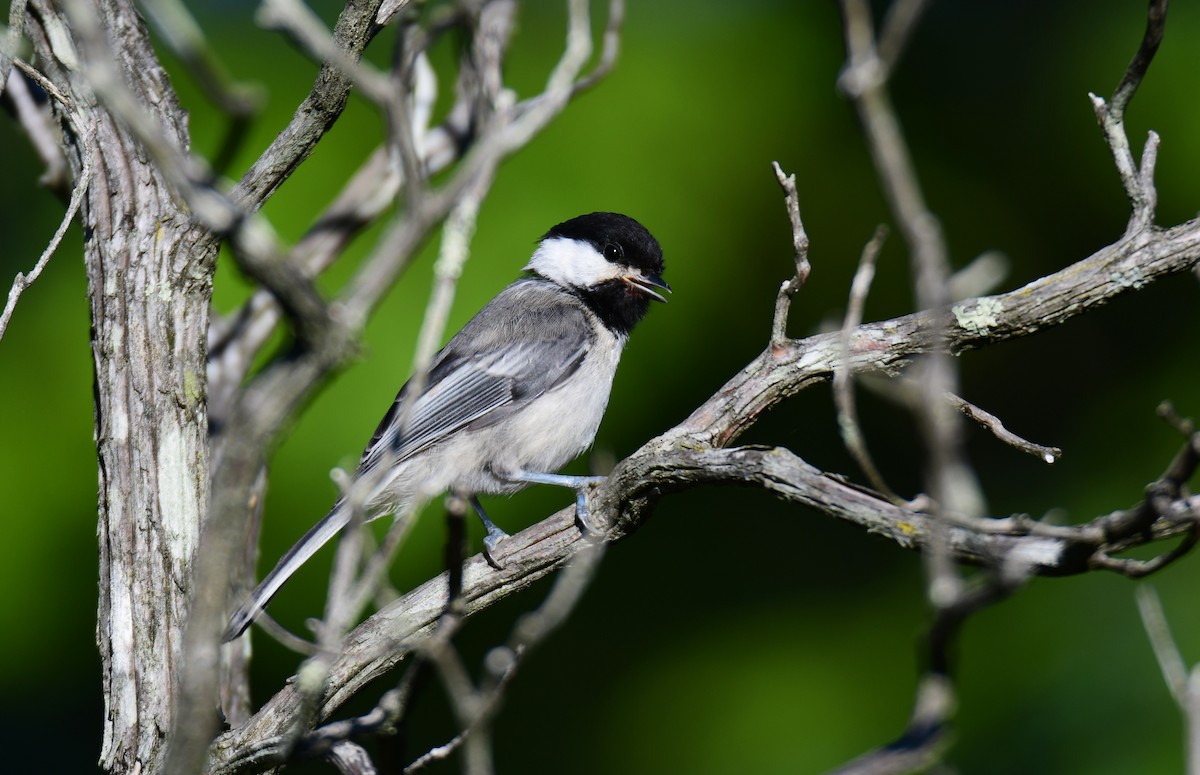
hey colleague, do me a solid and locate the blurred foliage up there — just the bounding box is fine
[1,0,1198,772]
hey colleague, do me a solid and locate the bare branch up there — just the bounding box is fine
[1110,0,1169,124]
[0,61,91,346]
[831,573,1023,775]
[876,0,931,74]
[211,409,1200,772]
[138,0,263,173]
[570,0,626,96]
[340,0,599,324]
[1090,527,1198,578]
[232,0,383,210]
[770,161,811,345]
[1136,585,1200,775]
[838,0,984,554]
[376,0,412,27]
[1089,0,1168,232]
[257,0,392,104]
[4,66,70,191]
[0,0,31,97]
[948,393,1062,464]
[834,225,896,499]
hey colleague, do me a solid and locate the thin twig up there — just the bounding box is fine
[5,67,70,191]
[571,0,625,95]
[770,161,811,345]
[1110,0,1169,124]
[948,393,1062,464]
[258,0,392,104]
[255,612,320,655]
[0,60,92,347]
[1089,0,1168,232]
[341,0,596,323]
[833,225,895,498]
[876,0,931,74]
[232,0,385,210]
[409,542,607,773]
[138,0,263,173]
[1090,526,1199,578]
[0,0,31,98]
[1135,585,1200,775]
[386,20,429,208]
[1136,584,1191,704]
[836,5,996,773]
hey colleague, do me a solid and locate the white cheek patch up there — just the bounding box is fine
[525,237,625,287]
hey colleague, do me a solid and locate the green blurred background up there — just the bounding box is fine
[2,0,1198,772]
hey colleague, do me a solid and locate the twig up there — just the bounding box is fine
[876,0,931,74]
[1136,585,1192,707]
[1135,585,1200,775]
[1110,0,1169,126]
[838,0,983,531]
[324,167,497,629]
[948,393,1062,464]
[770,161,811,345]
[0,61,92,347]
[409,541,607,774]
[0,0,31,97]
[408,151,493,393]
[571,0,626,95]
[320,479,371,647]
[1089,0,1168,233]
[834,225,895,498]
[210,408,1200,773]
[5,66,70,191]
[340,0,599,323]
[138,0,263,173]
[1090,526,1198,578]
[255,612,319,655]
[232,0,385,210]
[376,0,413,27]
[258,0,392,104]
[385,20,431,208]
[405,737,463,773]
[60,0,338,346]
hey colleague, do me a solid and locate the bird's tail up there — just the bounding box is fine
[222,501,353,642]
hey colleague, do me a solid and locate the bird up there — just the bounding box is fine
[223,212,669,641]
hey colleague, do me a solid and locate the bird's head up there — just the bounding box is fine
[526,212,670,335]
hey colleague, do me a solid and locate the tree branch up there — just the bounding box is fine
[209,213,1200,769]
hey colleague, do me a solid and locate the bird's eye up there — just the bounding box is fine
[603,243,623,262]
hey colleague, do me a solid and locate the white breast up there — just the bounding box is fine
[459,322,625,492]
[372,320,626,507]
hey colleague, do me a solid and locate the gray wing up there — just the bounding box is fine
[223,281,591,640]
[358,282,593,475]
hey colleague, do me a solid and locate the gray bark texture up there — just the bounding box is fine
[25,1,216,772]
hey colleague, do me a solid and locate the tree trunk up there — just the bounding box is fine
[26,2,215,772]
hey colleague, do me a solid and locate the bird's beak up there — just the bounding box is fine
[624,273,672,303]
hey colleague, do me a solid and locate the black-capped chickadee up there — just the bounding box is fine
[223,212,668,641]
